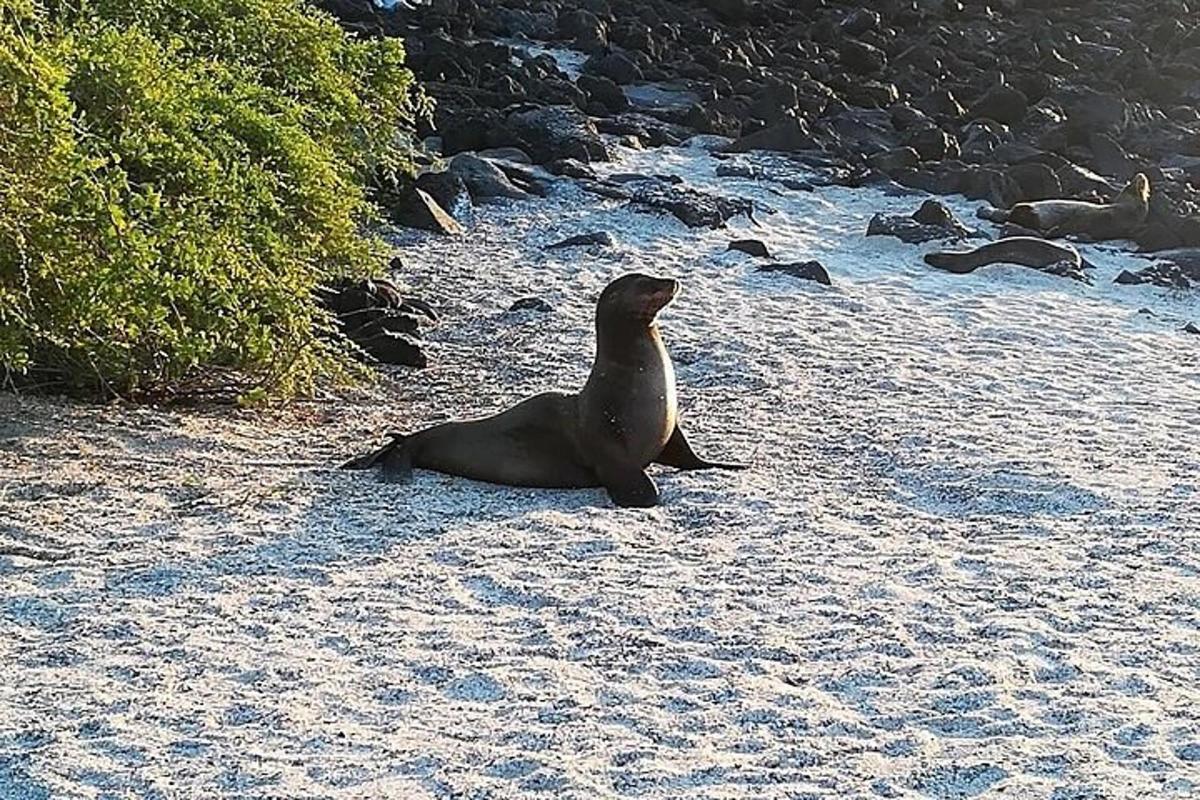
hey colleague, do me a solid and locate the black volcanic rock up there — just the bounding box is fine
[758,261,832,285]
[507,105,611,163]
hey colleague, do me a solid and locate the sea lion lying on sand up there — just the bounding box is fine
[342,273,745,508]
[924,237,1091,281]
[978,173,1150,240]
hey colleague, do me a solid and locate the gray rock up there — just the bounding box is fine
[448,154,532,201]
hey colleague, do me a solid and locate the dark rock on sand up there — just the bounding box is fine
[316,277,434,368]
[558,8,607,53]
[546,231,615,249]
[631,184,755,228]
[868,147,921,173]
[508,297,555,313]
[1004,163,1062,203]
[758,261,832,286]
[351,312,423,338]
[728,239,770,258]
[356,331,428,368]
[904,126,960,162]
[867,199,979,244]
[1115,249,1200,289]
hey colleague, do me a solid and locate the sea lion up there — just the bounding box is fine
[924,237,1090,281]
[341,273,744,508]
[977,173,1150,240]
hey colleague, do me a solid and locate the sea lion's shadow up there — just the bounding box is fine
[182,470,623,587]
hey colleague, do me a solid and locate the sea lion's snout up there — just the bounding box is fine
[647,277,679,304]
[638,276,679,320]
[597,272,680,326]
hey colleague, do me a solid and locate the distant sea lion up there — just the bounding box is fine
[978,173,1150,240]
[342,273,745,508]
[924,237,1089,280]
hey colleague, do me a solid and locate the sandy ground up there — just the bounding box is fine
[2,142,1200,799]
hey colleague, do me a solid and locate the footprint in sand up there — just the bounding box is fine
[908,763,1008,798]
[443,672,506,702]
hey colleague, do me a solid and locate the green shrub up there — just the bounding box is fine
[0,0,427,399]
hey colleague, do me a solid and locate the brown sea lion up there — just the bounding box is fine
[978,173,1150,240]
[924,237,1088,277]
[341,273,745,508]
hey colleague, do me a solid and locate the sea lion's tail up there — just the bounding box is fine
[340,432,413,481]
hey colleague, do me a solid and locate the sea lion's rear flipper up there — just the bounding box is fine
[1043,259,1091,284]
[340,433,413,483]
[655,425,746,471]
[600,468,659,508]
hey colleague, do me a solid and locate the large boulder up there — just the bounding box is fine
[839,40,887,74]
[583,50,644,84]
[415,171,472,220]
[631,183,755,228]
[970,84,1029,127]
[723,117,815,153]
[1060,88,1129,134]
[557,9,608,53]
[385,188,463,235]
[448,154,533,202]
[507,105,611,163]
[577,74,631,113]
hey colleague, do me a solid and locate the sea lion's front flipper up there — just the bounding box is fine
[600,468,659,508]
[655,425,747,471]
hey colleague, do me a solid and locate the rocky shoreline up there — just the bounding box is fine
[312,0,1200,366]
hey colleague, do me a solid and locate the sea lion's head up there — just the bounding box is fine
[1120,173,1151,206]
[596,272,679,329]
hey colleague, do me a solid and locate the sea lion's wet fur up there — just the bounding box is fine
[983,173,1150,239]
[341,273,744,507]
[924,237,1084,274]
